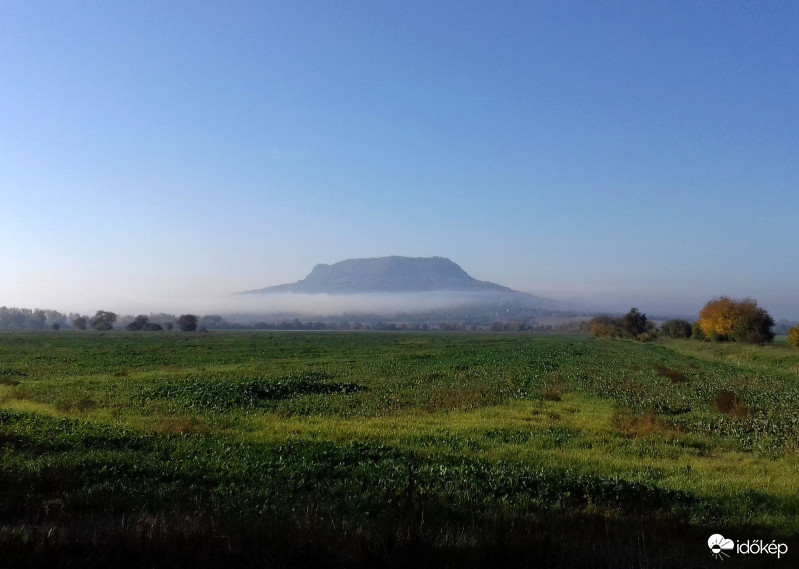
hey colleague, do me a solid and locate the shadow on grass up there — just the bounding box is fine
[1,509,793,569]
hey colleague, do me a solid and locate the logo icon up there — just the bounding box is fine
[708,534,735,560]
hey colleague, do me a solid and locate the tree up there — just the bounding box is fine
[0,307,57,330]
[698,297,737,339]
[622,307,649,339]
[72,316,88,330]
[27,309,47,329]
[698,297,774,343]
[44,309,68,329]
[661,319,692,339]
[730,298,774,343]
[177,314,198,332]
[90,310,117,331]
[125,315,150,331]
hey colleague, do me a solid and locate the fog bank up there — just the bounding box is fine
[44,291,543,319]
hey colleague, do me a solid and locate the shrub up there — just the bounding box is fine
[788,325,799,348]
[698,297,774,344]
[589,315,622,338]
[731,311,774,343]
[591,323,618,338]
[637,329,659,342]
[661,319,692,339]
[691,321,704,340]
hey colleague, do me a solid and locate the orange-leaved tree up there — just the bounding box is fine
[698,297,774,343]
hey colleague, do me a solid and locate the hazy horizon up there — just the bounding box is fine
[2,281,795,323]
[2,3,797,320]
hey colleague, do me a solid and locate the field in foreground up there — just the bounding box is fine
[1,331,798,568]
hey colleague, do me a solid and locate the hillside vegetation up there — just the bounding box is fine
[1,332,798,567]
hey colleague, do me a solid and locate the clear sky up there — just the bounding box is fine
[2,1,798,318]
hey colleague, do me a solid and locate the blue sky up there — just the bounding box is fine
[2,1,798,318]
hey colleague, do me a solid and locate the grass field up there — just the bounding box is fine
[1,331,798,567]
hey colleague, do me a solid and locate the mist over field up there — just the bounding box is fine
[75,290,558,320]
[204,291,539,318]
[3,282,795,322]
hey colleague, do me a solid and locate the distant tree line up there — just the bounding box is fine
[124,315,167,331]
[589,297,789,346]
[775,319,799,335]
[2,301,796,347]
[0,307,197,332]
[0,307,561,333]
[589,308,658,342]
[0,307,69,330]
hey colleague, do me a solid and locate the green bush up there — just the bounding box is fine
[661,319,692,339]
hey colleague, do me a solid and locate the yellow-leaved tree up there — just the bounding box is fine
[698,297,738,338]
[698,297,774,343]
[788,325,799,348]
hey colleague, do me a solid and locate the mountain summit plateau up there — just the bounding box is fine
[241,256,521,295]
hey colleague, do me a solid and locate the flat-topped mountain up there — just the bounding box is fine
[242,256,517,295]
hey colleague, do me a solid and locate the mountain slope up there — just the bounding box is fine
[238,256,570,316]
[242,256,516,294]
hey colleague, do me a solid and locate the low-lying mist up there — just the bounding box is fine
[13,289,550,323]
[218,291,532,318]
[89,290,538,320]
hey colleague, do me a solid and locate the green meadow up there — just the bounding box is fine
[1,331,798,567]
